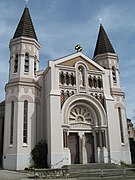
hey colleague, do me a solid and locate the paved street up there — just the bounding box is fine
[0,170,32,180]
[0,170,135,180]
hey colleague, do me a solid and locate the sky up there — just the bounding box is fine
[0,0,135,121]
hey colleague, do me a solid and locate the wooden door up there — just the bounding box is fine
[68,133,80,164]
[85,133,95,163]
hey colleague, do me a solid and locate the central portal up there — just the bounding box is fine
[68,132,95,164]
[85,133,95,163]
[68,133,80,164]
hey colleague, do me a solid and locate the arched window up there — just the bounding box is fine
[71,73,75,86]
[95,93,98,99]
[65,90,70,100]
[71,91,74,95]
[112,66,117,83]
[60,71,65,85]
[98,77,103,89]
[10,101,14,144]
[93,76,97,88]
[61,90,65,107]
[88,76,93,88]
[14,54,18,73]
[24,53,29,72]
[65,72,70,85]
[23,100,28,144]
[99,94,104,106]
[118,107,124,143]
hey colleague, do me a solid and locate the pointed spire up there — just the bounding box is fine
[13,6,38,41]
[93,24,115,58]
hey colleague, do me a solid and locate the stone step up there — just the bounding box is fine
[64,163,120,172]
[63,163,122,178]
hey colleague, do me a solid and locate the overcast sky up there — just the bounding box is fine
[0,0,135,121]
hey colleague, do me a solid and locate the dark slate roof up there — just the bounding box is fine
[93,24,115,58]
[13,7,38,41]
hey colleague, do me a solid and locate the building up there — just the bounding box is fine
[2,6,131,170]
[127,118,135,140]
[127,118,135,163]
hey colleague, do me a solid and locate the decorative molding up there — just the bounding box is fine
[70,123,92,130]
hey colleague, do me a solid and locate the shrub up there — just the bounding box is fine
[31,140,48,168]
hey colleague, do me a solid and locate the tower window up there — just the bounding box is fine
[10,101,14,144]
[34,56,37,75]
[118,107,124,143]
[112,66,117,83]
[14,54,18,73]
[23,100,28,144]
[24,53,29,72]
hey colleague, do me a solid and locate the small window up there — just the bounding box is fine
[24,53,29,72]
[14,54,18,73]
[23,100,28,144]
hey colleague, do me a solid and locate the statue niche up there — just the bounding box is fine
[78,66,84,87]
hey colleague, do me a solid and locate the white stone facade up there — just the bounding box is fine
[2,9,131,170]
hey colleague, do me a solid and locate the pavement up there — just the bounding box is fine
[0,170,135,180]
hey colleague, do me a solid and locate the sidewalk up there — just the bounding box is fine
[0,170,135,180]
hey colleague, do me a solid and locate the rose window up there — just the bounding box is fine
[69,105,92,123]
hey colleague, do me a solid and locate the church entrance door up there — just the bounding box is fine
[85,133,95,163]
[68,133,80,164]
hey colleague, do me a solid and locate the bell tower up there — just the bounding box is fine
[93,24,131,164]
[9,6,40,81]
[3,6,41,170]
[93,24,120,88]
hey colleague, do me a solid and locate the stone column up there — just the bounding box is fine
[97,147,101,163]
[78,132,87,164]
[102,147,108,163]
[82,134,87,164]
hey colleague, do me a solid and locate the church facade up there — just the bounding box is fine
[2,6,131,170]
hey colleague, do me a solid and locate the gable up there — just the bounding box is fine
[58,56,101,71]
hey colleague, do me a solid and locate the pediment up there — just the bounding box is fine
[55,53,103,72]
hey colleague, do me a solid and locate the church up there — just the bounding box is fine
[2,5,131,170]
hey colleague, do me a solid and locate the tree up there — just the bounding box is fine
[31,140,48,168]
